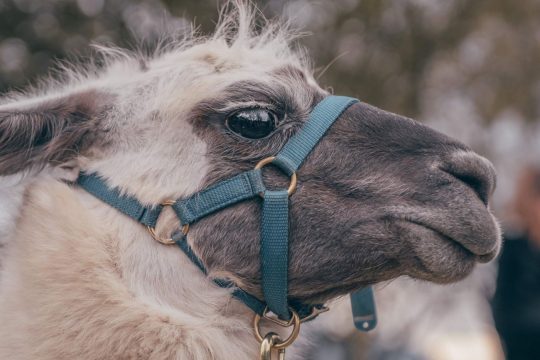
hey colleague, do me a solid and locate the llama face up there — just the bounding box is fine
[0,14,501,305]
[185,64,501,302]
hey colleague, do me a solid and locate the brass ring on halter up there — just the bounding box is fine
[254,156,297,197]
[253,308,301,350]
[146,200,189,245]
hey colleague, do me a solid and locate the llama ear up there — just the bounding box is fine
[0,90,108,176]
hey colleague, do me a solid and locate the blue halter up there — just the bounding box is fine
[77,95,376,329]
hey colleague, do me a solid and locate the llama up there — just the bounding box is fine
[0,5,501,359]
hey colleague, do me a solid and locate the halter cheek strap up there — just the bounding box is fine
[76,95,376,328]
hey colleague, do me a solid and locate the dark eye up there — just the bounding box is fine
[226,109,277,139]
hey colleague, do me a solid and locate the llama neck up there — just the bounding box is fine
[75,184,311,359]
[0,178,260,359]
[75,185,261,358]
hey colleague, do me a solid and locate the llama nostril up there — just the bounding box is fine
[452,172,490,205]
[441,151,496,206]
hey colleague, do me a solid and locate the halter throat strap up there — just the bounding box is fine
[77,95,375,325]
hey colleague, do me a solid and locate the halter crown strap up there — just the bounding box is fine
[171,169,265,224]
[78,169,265,228]
[77,173,163,227]
[273,96,358,175]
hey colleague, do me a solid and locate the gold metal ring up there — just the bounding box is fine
[146,224,189,245]
[253,309,301,350]
[254,156,297,197]
[146,200,189,245]
[259,332,281,360]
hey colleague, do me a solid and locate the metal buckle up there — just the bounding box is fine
[146,200,189,245]
[300,305,329,323]
[255,156,297,197]
[253,308,301,350]
[256,305,329,325]
[260,307,296,327]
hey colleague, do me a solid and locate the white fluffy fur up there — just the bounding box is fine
[0,4,317,359]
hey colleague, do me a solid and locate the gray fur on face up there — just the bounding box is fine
[188,67,501,303]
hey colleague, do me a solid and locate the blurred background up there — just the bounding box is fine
[1,0,539,359]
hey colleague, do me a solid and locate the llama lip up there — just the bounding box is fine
[407,219,499,262]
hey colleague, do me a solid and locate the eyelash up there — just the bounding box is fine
[220,102,276,115]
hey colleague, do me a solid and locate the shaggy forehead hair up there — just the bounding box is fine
[0,2,318,185]
[1,3,308,106]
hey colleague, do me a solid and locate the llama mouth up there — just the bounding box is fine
[389,220,484,283]
[407,219,498,263]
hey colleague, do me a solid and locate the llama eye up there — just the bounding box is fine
[226,109,277,139]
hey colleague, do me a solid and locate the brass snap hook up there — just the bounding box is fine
[259,332,286,360]
[146,200,189,245]
[255,156,297,197]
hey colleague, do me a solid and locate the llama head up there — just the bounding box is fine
[0,5,500,303]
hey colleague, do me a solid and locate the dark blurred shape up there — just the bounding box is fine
[368,345,427,360]
[492,168,540,359]
[0,0,200,92]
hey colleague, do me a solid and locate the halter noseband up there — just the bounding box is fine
[76,95,377,343]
